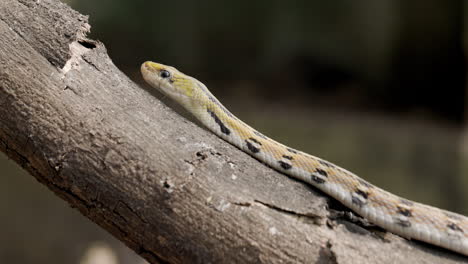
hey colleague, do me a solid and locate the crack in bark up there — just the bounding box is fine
[81,55,101,72]
[232,201,252,207]
[254,199,322,225]
[78,39,97,49]
[328,209,389,240]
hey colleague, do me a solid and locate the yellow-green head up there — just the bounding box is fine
[141,61,200,108]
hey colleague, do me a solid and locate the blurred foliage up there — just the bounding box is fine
[65,0,465,121]
[68,0,395,78]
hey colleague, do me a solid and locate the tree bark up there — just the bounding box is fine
[0,0,466,263]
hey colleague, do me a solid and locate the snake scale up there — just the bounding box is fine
[141,61,468,256]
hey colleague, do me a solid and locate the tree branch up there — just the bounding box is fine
[0,0,465,263]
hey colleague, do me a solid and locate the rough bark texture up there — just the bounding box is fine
[0,0,466,263]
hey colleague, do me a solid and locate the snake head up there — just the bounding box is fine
[141,61,197,107]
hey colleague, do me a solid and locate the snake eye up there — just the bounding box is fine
[160,70,171,79]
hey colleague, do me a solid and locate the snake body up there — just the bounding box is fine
[141,61,468,256]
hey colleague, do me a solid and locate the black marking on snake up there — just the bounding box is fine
[245,140,260,153]
[315,168,328,177]
[249,137,262,145]
[287,148,298,154]
[397,206,412,217]
[355,189,369,199]
[351,196,366,208]
[395,218,412,228]
[311,175,326,184]
[282,155,293,160]
[207,109,230,135]
[447,223,464,233]
[278,160,292,170]
[253,130,268,139]
[351,189,369,208]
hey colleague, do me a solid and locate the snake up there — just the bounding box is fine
[140,61,468,256]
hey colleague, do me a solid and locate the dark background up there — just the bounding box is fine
[2,1,468,263]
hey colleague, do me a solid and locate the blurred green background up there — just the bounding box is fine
[2,0,468,263]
